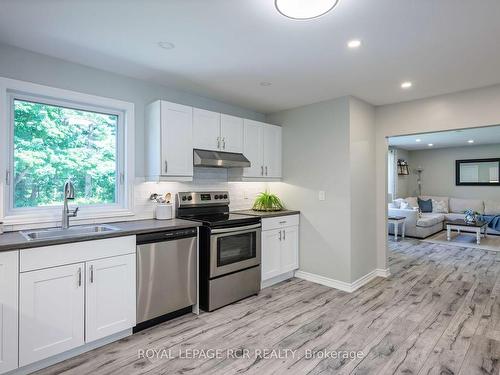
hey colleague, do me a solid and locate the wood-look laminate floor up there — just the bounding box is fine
[35,238,500,375]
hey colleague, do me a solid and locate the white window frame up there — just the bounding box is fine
[0,77,135,225]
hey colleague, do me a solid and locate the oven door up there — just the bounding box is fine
[210,224,261,278]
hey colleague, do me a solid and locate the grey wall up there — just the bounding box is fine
[267,96,378,284]
[0,43,265,176]
[404,144,500,200]
[349,98,377,280]
[267,97,352,283]
[395,148,410,198]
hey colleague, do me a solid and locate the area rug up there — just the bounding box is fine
[423,230,500,252]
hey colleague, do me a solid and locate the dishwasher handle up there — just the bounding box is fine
[136,227,197,245]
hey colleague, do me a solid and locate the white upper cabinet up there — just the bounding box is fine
[220,114,244,153]
[0,251,18,374]
[193,108,221,151]
[145,100,193,180]
[243,120,282,178]
[193,110,244,153]
[19,263,85,366]
[263,124,282,178]
[86,254,136,342]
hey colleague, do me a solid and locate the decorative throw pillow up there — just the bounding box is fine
[400,201,410,209]
[418,198,433,213]
[432,199,448,213]
[406,197,419,209]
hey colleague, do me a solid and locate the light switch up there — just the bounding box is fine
[318,191,326,201]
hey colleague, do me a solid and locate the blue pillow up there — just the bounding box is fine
[418,198,433,213]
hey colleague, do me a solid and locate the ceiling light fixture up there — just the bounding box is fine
[260,82,272,87]
[275,0,340,20]
[468,139,474,143]
[158,41,175,50]
[347,39,361,49]
[401,81,413,89]
[428,143,434,147]
[416,139,421,142]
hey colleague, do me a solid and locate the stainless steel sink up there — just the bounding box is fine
[20,224,121,241]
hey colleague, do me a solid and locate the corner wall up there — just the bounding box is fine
[267,96,378,284]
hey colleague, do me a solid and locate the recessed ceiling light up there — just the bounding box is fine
[428,143,434,147]
[347,39,361,49]
[468,139,474,143]
[275,0,339,20]
[401,81,413,89]
[260,82,272,87]
[416,139,421,142]
[158,41,175,50]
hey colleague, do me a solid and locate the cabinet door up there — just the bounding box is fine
[193,108,221,151]
[243,120,264,177]
[19,263,84,366]
[220,114,244,153]
[86,254,136,342]
[0,251,18,374]
[160,101,193,177]
[281,226,299,273]
[261,229,282,281]
[263,124,282,178]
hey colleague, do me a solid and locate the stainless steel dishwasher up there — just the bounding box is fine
[135,227,197,331]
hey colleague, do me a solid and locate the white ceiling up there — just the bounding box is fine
[388,126,500,150]
[1,1,500,113]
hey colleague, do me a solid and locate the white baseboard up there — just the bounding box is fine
[261,270,295,289]
[295,267,390,293]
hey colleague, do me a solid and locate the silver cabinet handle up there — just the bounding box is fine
[265,166,268,176]
[279,230,282,241]
[77,267,82,287]
[261,166,264,176]
[279,221,287,224]
[283,230,286,240]
[217,137,221,149]
[164,160,168,173]
[222,137,226,150]
[90,265,94,283]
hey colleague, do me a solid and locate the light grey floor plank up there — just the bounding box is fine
[33,238,500,375]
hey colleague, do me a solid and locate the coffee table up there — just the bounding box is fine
[445,219,488,245]
[388,216,406,241]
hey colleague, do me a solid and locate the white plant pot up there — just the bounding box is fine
[155,204,173,220]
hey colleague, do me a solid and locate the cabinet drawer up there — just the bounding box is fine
[262,214,299,231]
[20,236,136,272]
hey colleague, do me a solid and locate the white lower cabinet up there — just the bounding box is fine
[86,254,136,342]
[19,263,85,367]
[17,236,136,368]
[0,251,19,374]
[261,215,299,285]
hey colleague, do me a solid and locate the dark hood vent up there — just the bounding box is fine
[193,149,251,168]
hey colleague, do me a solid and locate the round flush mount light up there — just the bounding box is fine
[428,143,434,147]
[260,82,272,87]
[468,139,474,144]
[347,40,362,49]
[158,41,175,50]
[401,81,413,89]
[275,0,340,20]
[416,139,421,143]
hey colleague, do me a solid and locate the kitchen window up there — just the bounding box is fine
[0,78,135,224]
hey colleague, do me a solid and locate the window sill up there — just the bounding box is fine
[2,208,135,228]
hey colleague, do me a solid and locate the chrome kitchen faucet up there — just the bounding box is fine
[61,180,79,229]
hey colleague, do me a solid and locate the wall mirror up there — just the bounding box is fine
[456,158,500,186]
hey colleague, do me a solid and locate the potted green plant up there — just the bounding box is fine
[252,191,284,212]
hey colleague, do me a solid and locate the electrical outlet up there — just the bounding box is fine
[243,190,249,200]
[318,191,326,201]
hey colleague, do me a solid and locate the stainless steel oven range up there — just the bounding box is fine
[177,191,261,311]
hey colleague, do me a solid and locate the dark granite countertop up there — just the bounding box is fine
[233,209,300,218]
[0,218,201,252]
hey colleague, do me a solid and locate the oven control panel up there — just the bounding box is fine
[177,191,230,206]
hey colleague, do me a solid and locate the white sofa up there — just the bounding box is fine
[388,195,500,239]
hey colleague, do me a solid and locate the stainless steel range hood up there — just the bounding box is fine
[193,149,251,168]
